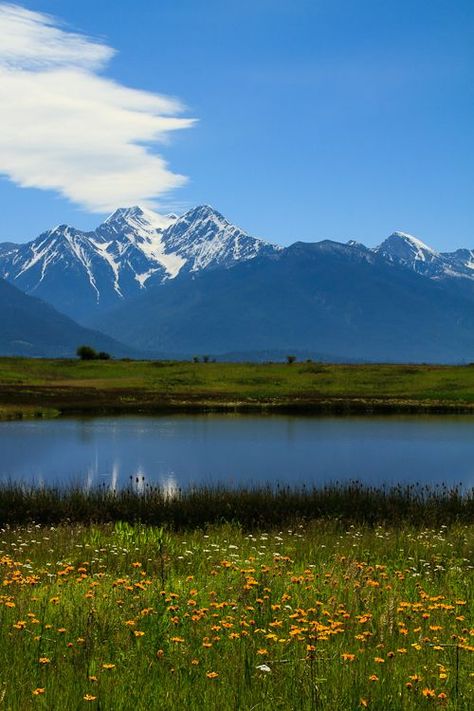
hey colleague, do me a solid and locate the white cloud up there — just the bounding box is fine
[0,4,196,212]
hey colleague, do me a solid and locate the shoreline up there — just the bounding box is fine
[3,395,474,421]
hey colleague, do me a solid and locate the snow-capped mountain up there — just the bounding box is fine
[0,205,279,323]
[374,231,474,281]
[375,232,441,276]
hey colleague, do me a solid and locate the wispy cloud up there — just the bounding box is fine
[0,4,196,212]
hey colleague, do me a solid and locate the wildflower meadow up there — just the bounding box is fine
[0,519,472,709]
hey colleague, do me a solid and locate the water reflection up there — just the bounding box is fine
[110,461,119,491]
[160,474,179,500]
[1,414,474,489]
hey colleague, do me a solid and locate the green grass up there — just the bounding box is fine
[0,520,472,710]
[3,358,474,418]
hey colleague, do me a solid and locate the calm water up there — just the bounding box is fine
[0,414,473,490]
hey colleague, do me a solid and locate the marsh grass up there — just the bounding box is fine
[0,482,473,529]
[0,520,472,710]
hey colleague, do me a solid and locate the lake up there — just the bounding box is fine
[1,414,473,490]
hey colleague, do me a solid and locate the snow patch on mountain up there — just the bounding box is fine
[91,238,123,296]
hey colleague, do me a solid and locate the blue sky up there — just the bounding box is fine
[0,0,473,250]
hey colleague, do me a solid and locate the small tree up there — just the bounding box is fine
[286,355,296,365]
[202,355,210,363]
[192,356,200,363]
[76,345,97,361]
[98,351,111,360]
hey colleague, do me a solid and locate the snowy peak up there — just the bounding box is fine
[374,231,474,281]
[181,204,222,221]
[376,231,438,261]
[374,231,442,277]
[104,205,177,234]
[167,205,237,241]
[163,205,279,273]
[97,206,183,284]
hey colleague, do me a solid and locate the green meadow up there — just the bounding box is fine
[2,358,474,419]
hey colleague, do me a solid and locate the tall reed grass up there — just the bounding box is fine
[1,482,472,528]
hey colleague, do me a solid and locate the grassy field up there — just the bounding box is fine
[1,519,472,710]
[2,358,474,419]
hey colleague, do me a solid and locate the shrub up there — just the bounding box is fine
[76,345,98,360]
[76,346,111,361]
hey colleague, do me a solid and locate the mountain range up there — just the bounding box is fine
[1,205,474,362]
[0,205,278,323]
